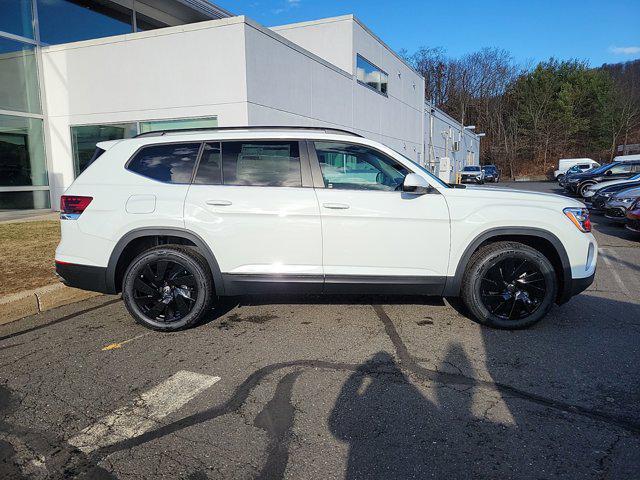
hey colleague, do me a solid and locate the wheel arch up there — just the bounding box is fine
[106,228,225,295]
[443,227,572,304]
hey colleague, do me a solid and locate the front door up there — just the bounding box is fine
[184,140,322,294]
[310,141,450,294]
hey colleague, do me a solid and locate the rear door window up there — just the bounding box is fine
[127,143,201,183]
[221,141,302,187]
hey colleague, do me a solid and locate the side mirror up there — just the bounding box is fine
[402,173,433,194]
[605,170,612,176]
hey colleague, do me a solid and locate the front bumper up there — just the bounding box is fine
[55,261,111,294]
[569,271,596,298]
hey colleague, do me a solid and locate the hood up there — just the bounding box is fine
[447,185,584,208]
[613,186,640,199]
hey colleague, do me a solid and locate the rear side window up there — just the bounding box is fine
[193,142,222,185]
[127,143,200,183]
[221,141,301,187]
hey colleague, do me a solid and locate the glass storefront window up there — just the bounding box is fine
[139,116,218,134]
[0,0,34,39]
[0,37,41,114]
[0,190,49,209]
[37,0,133,45]
[71,123,137,176]
[0,114,47,187]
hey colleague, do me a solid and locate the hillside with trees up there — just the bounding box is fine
[403,48,640,178]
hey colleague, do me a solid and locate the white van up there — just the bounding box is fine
[554,158,600,181]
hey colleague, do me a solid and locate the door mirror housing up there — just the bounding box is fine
[605,170,613,176]
[402,173,433,194]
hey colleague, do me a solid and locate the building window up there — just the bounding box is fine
[36,0,133,45]
[127,143,201,184]
[71,123,137,176]
[0,114,47,187]
[0,37,41,114]
[0,114,49,209]
[0,0,34,39]
[222,141,302,187]
[356,55,388,96]
[139,116,218,134]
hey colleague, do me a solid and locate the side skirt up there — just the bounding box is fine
[221,274,447,296]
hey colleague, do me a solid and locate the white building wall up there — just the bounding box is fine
[424,102,480,180]
[40,17,251,203]
[272,15,425,162]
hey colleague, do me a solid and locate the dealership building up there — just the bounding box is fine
[0,0,480,210]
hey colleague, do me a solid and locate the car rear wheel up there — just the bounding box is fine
[461,242,557,329]
[578,181,596,197]
[122,245,213,331]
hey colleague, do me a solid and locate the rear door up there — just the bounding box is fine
[184,139,323,294]
[309,140,450,293]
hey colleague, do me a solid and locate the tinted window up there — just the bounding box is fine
[37,0,132,45]
[463,166,481,171]
[315,142,409,191]
[127,143,200,183]
[222,141,301,187]
[193,142,222,185]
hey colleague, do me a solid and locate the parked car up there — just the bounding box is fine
[582,173,640,199]
[589,179,640,210]
[55,126,597,331]
[564,160,640,197]
[625,198,640,234]
[460,165,486,184]
[604,186,640,222]
[554,158,599,182]
[481,165,500,183]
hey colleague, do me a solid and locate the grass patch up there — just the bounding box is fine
[0,220,60,295]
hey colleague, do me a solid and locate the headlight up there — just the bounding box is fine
[602,191,612,197]
[568,178,580,183]
[619,197,636,204]
[563,207,591,233]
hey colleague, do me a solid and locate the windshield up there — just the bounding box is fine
[589,163,616,174]
[463,166,481,171]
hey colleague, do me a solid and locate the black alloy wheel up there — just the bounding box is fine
[123,246,213,331]
[479,257,546,320]
[461,241,557,329]
[132,259,197,322]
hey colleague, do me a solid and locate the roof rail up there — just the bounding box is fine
[133,125,363,138]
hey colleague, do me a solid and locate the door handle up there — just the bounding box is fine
[205,200,232,206]
[322,202,350,210]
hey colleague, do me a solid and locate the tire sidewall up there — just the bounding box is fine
[465,246,557,329]
[122,248,211,331]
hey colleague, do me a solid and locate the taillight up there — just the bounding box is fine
[60,195,92,219]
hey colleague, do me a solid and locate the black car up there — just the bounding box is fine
[481,165,500,183]
[590,180,640,210]
[564,160,640,196]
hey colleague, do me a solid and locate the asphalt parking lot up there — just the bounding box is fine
[1,182,639,480]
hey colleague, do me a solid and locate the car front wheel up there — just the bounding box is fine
[461,241,557,329]
[122,245,213,331]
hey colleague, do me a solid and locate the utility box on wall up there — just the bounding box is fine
[438,157,452,183]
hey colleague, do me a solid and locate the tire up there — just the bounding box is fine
[556,174,564,183]
[461,241,557,329]
[578,181,595,197]
[122,245,213,331]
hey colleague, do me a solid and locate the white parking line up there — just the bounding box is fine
[68,371,220,453]
[598,248,631,297]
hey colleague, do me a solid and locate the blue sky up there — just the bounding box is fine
[213,0,640,66]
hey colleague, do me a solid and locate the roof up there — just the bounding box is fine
[174,0,233,19]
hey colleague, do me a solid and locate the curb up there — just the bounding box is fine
[0,283,102,326]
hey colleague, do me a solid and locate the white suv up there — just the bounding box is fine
[55,127,597,331]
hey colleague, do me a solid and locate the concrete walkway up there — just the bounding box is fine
[0,209,57,224]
